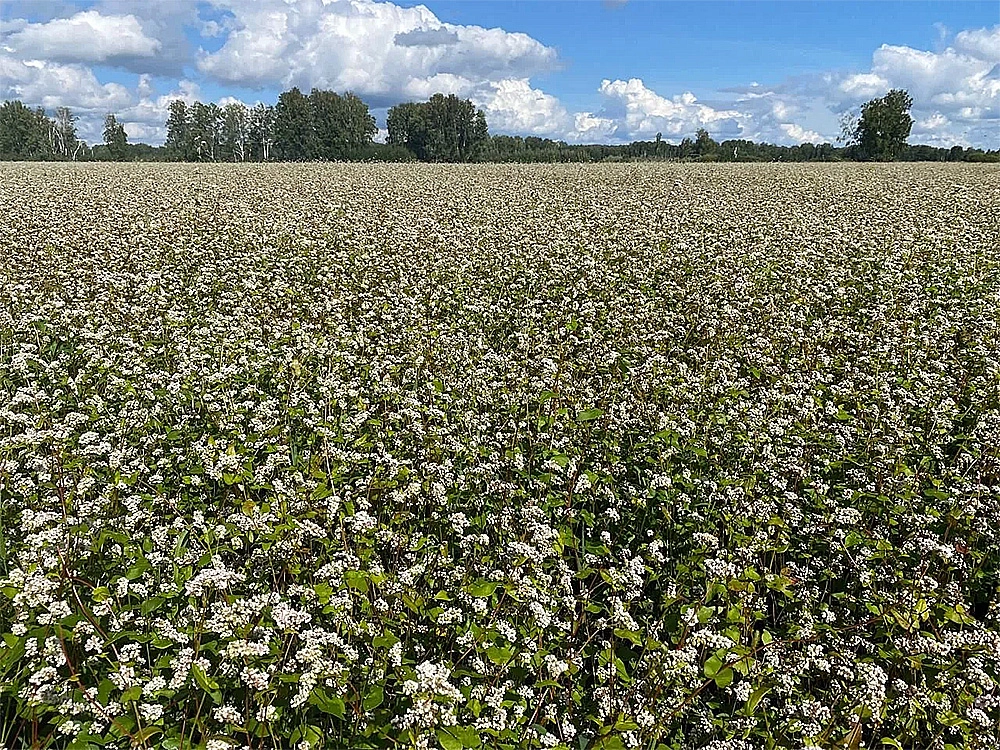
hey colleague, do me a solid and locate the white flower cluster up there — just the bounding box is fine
[1,162,997,748]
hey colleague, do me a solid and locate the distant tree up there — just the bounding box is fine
[850,89,913,161]
[386,102,425,154]
[694,128,718,158]
[309,89,377,160]
[387,94,488,162]
[221,102,248,162]
[165,100,190,160]
[52,107,79,159]
[103,114,128,160]
[0,100,50,159]
[208,103,223,160]
[247,102,275,161]
[274,87,316,161]
[187,101,218,161]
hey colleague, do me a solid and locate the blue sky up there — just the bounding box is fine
[2,1,998,147]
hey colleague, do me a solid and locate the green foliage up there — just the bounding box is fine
[308,89,378,160]
[0,100,53,160]
[851,89,914,161]
[274,87,317,161]
[387,94,489,162]
[102,114,128,160]
[164,100,190,160]
[1,162,998,748]
[162,88,376,163]
[694,128,718,157]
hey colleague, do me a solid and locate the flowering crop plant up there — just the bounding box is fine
[1,163,998,750]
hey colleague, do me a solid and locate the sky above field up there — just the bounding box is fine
[1,0,998,148]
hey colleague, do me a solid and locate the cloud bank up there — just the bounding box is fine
[1,0,996,149]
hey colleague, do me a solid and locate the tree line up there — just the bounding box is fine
[1,88,997,163]
[162,88,388,162]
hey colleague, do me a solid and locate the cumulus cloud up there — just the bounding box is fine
[394,27,460,48]
[780,123,824,144]
[837,25,1000,147]
[594,78,745,140]
[476,77,749,144]
[2,10,160,63]
[478,78,572,137]
[0,55,133,113]
[953,25,1000,61]
[839,73,890,99]
[196,0,558,106]
[721,23,1000,147]
[0,1,996,149]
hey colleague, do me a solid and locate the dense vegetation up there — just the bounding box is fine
[387,95,489,163]
[1,88,997,163]
[1,163,998,749]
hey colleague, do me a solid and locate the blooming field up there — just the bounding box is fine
[1,162,999,749]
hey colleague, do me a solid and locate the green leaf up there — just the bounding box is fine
[613,628,642,646]
[703,654,725,678]
[97,679,114,705]
[451,726,481,747]
[745,684,771,714]
[372,630,399,649]
[344,570,369,592]
[191,663,218,693]
[363,685,384,711]
[714,667,734,688]
[314,582,333,604]
[577,407,604,422]
[468,581,499,598]
[486,646,513,665]
[309,688,346,718]
[437,730,463,750]
[132,727,161,744]
[126,558,150,580]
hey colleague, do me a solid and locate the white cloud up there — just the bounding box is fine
[197,0,557,106]
[73,78,201,143]
[572,111,616,142]
[953,25,1000,61]
[918,112,949,131]
[869,43,996,108]
[780,123,824,144]
[839,72,890,98]
[724,23,1000,148]
[0,54,132,113]
[120,120,165,142]
[400,73,477,101]
[845,26,1000,147]
[1,2,996,150]
[595,78,745,140]
[3,10,161,63]
[474,77,749,144]
[479,78,572,137]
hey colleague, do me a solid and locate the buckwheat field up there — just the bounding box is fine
[1,162,999,750]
